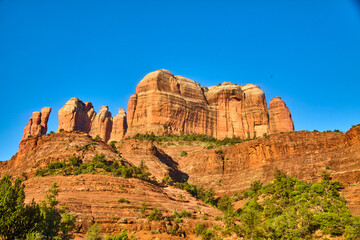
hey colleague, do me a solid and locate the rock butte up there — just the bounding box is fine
[21,69,294,143]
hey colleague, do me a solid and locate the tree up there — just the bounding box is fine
[85,222,102,240]
[0,176,75,240]
[0,176,41,240]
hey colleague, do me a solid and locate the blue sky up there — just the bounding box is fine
[1,0,360,161]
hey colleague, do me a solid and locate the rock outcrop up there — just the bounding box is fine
[88,105,113,142]
[127,70,214,137]
[126,69,287,139]
[57,97,95,132]
[21,107,51,142]
[205,82,269,139]
[51,70,294,142]
[269,97,294,134]
[109,108,127,142]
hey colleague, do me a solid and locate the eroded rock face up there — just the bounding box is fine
[57,97,95,132]
[21,107,52,142]
[89,105,113,142]
[127,70,213,137]
[205,83,269,139]
[126,70,274,139]
[53,70,294,142]
[269,97,294,134]
[109,108,127,142]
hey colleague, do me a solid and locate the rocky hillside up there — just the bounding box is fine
[2,70,360,239]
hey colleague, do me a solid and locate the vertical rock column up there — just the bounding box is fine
[109,108,127,142]
[89,106,113,142]
[21,107,52,141]
[269,97,294,134]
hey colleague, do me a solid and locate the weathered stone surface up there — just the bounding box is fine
[89,105,113,142]
[127,70,214,137]
[205,83,268,139]
[127,70,271,139]
[108,108,127,142]
[57,97,94,133]
[269,96,294,134]
[21,107,52,141]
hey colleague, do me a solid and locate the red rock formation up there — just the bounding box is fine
[127,70,214,137]
[205,83,268,139]
[269,96,294,134]
[109,108,127,142]
[89,105,113,142]
[53,71,293,143]
[21,107,52,141]
[127,70,272,139]
[57,97,94,133]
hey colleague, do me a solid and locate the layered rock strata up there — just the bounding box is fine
[21,107,51,141]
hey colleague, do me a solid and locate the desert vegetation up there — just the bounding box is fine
[0,176,76,240]
[35,154,157,185]
[188,170,360,240]
[130,132,255,146]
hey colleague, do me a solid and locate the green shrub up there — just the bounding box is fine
[47,162,65,170]
[69,154,80,167]
[118,198,130,204]
[0,177,75,240]
[104,229,129,240]
[180,151,188,157]
[85,222,101,240]
[140,202,147,216]
[109,141,117,152]
[147,207,162,221]
[162,175,173,185]
[195,223,206,236]
[94,135,102,141]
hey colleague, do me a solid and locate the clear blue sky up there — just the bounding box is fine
[1,0,360,161]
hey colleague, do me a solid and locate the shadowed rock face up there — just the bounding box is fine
[269,96,294,134]
[21,107,51,142]
[109,108,127,142]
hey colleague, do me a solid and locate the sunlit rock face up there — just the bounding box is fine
[21,107,52,142]
[269,96,294,134]
[126,69,281,139]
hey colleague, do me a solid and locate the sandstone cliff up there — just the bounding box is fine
[47,70,294,142]
[126,69,292,139]
[21,107,51,141]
